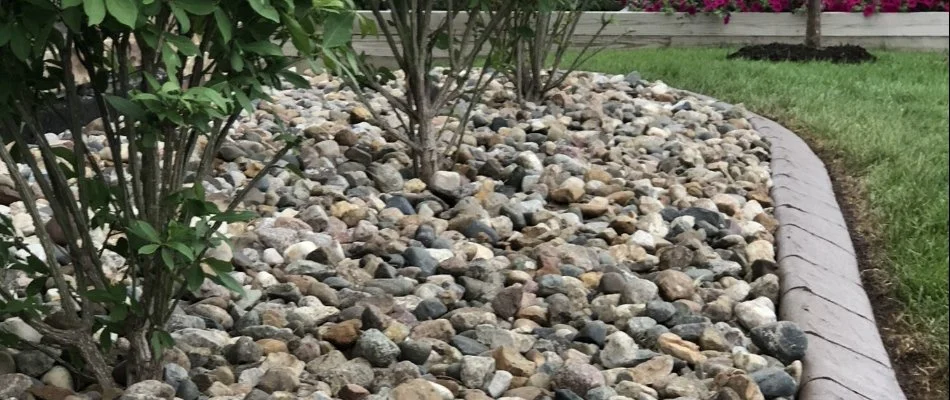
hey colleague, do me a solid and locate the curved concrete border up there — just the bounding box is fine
[675,88,905,399]
[748,115,906,400]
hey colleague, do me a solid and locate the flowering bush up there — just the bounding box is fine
[626,0,949,17]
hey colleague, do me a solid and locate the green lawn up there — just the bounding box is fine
[582,49,949,349]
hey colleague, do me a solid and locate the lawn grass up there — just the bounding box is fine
[580,48,949,352]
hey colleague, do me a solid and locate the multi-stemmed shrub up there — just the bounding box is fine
[0,0,349,391]
[324,0,516,184]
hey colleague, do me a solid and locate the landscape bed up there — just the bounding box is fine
[579,47,949,399]
[3,71,812,399]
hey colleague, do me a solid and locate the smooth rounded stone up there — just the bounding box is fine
[586,386,618,400]
[620,277,658,305]
[598,272,626,294]
[257,367,299,393]
[734,350,769,373]
[224,336,264,365]
[703,296,735,322]
[486,370,514,397]
[491,286,525,320]
[749,274,780,303]
[655,270,695,301]
[365,278,417,296]
[265,282,303,302]
[734,297,777,330]
[670,322,713,342]
[661,375,709,398]
[385,195,416,215]
[460,355,496,389]
[404,247,439,276]
[452,335,490,355]
[750,321,808,364]
[550,177,586,204]
[600,331,641,368]
[368,164,404,192]
[399,340,432,365]
[187,304,234,330]
[123,380,176,399]
[357,329,401,367]
[14,349,55,377]
[644,300,676,323]
[414,298,449,320]
[392,378,443,400]
[750,367,797,398]
[322,320,361,346]
[0,351,15,374]
[0,318,43,343]
[706,259,743,279]
[41,365,73,390]
[552,363,605,395]
[576,320,609,347]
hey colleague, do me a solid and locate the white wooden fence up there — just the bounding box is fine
[349,11,949,56]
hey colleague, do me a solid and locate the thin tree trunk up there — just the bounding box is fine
[805,0,822,48]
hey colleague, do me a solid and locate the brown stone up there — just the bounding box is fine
[261,309,288,328]
[391,379,442,400]
[338,383,370,400]
[29,386,74,400]
[492,346,537,377]
[257,339,289,355]
[628,355,674,386]
[322,319,362,346]
[410,319,455,342]
[657,332,707,365]
[503,386,548,400]
[655,270,695,301]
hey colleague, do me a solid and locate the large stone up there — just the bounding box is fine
[460,355,496,389]
[552,363,605,395]
[599,332,640,368]
[257,367,299,393]
[735,297,776,330]
[356,329,401,367]
[392,379,443,400]
[656,332,706,365]
[655,270,695,300]
[749,321,808,364]
[122,380,176,400]
[0,373,34,399]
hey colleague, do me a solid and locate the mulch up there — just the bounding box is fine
[727,43,877,64]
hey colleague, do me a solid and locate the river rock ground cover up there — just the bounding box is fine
[0,70,807,400]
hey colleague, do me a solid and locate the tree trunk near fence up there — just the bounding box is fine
[805,0,822,47]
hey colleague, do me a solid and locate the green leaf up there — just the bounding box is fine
[62,0,83,7]
[150,330,174,356]
[185,266,204,292]
[137,243,160,255]
[241,41,283,56]
[174,0,217,15]
[165,34,199,56]
[322,12,354,48]
[170,4,191,33]
[278,71,309,89]
[213,8,232,42]
[105,0,138,28]
[128,220,161,243]
[211,211,258,222]
[161,248,176,270]
[249,0,280,22]
[227,51,245,72]
[84,0,107,25]
[167,242,196,261]
[233,90,253,113]
[0,25,10,47]
[105,94,145,120]
[283,14,312,54]
[9,29,30,61]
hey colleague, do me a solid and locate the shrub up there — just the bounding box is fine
[0,0,349,390]
[499,0,613,102]
[325,0,515,184]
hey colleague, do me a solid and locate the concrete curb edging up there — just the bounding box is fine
[749,115,906,400]
[675,88,905,399]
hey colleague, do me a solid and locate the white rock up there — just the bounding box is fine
[256,271,279,288]
[735,297,777,330]
[41,366,73,390]
[261,248,284,265]
[283,241,317,262]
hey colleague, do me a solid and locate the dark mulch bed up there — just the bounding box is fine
[727,43,876,64]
